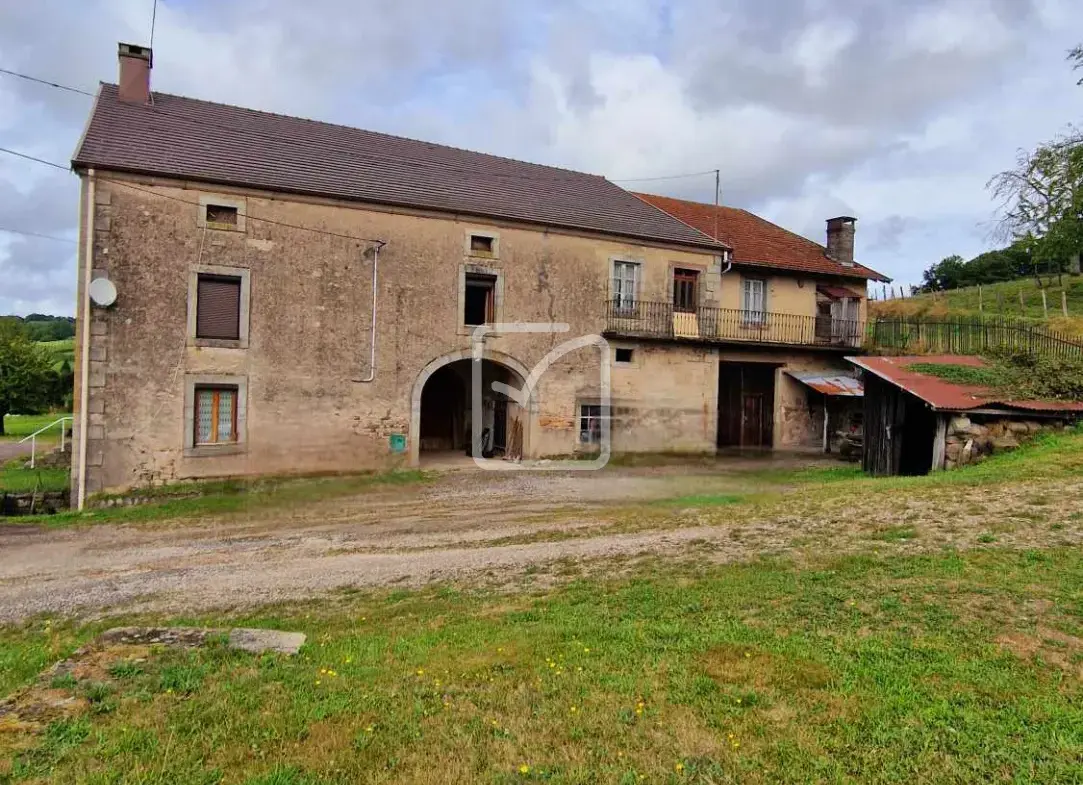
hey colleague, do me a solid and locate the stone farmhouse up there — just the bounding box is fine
[68,43,888,505]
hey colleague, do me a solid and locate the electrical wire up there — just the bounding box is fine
[0,67,725,188]
[0,67,96,97]
[0,146,388,246]
[610,169,719,183]
[150,0,159,49]
[0,226,77,244]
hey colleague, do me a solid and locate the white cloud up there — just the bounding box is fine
[0,0,1081,312]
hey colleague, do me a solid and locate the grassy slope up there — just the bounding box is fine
[0,459,68,493]
[39,338,74,370]
[871,277,1083,337]
[1,433,1082,782]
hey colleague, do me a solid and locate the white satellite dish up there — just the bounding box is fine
[89,277,117,307]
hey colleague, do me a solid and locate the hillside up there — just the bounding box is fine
[871,277,1083,337]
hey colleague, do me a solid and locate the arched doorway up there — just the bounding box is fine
[411,351,531,466]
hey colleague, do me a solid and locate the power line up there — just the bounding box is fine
[1,66,725,188]
[0,226,77,244]
[610,169,719,183]
[0,145,69,170]
[0,67,96,97]
[0,145,387,246]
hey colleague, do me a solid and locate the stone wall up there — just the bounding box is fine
[944,415,1067,470]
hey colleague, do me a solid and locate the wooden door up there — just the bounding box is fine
[673,269,699,313]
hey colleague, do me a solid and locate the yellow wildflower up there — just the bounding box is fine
[675,762,685,773]
[518,764,530,774]
[416,669,425,677]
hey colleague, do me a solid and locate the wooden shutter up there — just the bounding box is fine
[196,275,241,340]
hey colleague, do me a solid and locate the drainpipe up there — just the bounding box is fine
[720,249,733,278]
[353,241,386,383]
[76,168,96,510]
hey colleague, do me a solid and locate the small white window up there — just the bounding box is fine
[611,261,639,313]
[742,279,766,324]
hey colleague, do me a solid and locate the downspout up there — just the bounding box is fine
[76,168,96,510]
[353,241,386,383]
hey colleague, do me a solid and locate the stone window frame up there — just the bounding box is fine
[464,228,500,259]
[187,264,251,349]
[613,343,638,367]
[457,262,505,336]
[197,193,247,232]
[184,374,248,458]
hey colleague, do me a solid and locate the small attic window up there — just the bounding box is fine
[470,234,495,256]
[206,204,238,228]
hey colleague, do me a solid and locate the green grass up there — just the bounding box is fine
[0,413,70,441]
[11,469,430,528]
[0,459,69,493]
[2,548,1081,783]
[872,276,1083,333]
[40,338,74,371]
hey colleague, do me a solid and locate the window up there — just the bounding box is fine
[464,273,497,326]
[611,260,639,313]
[615,347,634,364]
[194,386,238,445]
[196,274,242,340]
[742,278,767,324]
[672,268,699,313]
[205,204,238,229]
[470,234,494,256]
[579,404,608,445]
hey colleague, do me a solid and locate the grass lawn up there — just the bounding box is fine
[0,414,71,442]
[0,459,68,494]
[1,548,1081,783]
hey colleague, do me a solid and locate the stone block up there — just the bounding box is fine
[945,443,962,460]
[1023,421,1043,433]
[992,434,1019,451]
[228,628,306,656]
[949,416,971,432]
[89,345,107,362]
[1007,422,1029,435]
[966,423,988,437]
[90,320,108,336]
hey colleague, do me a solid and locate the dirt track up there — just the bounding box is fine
[2,458,1080,623]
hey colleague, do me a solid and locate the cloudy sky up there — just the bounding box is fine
[1,0,1080,315]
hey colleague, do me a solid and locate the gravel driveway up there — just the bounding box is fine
[2,458,1079,623]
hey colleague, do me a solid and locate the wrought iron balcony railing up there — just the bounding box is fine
[604,300,864,348]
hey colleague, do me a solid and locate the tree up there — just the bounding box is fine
[1072,44,1083,85]
[988,129,1083,279]
[0,319,54,436]
[920,255,966,292]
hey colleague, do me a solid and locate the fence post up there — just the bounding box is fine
[1063,291,1069,318]
[1042,289,1049,319]
[978,285,983,314]
[1019,290,1025,314]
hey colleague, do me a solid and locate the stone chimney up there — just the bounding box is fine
[826,217,856,267]
[117,43,152,104]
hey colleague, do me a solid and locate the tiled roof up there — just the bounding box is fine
[72,85,725,252]
[634,192,890,282]
[847,355,1083,413]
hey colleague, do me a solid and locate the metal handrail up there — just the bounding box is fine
[17,416,73,469]
[604,300,865,348]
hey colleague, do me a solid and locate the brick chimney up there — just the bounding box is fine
[826,217,856,267]
[117,43,152,103]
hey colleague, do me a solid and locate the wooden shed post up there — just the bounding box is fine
[931,415,948,471]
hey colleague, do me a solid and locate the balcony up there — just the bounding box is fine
[604,300,864,349]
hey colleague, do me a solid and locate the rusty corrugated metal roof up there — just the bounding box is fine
[845,355,1083,413]
[786,371,864,396]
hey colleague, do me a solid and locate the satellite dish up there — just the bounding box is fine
[89,277,117,308]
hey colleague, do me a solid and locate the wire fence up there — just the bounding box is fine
[868,316,1083,359]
